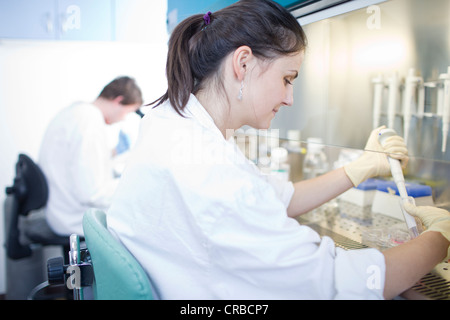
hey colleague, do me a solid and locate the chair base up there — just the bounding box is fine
[5,244,65,300]
[28,282,72,300]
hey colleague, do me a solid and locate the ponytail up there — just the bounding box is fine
[149,15,205,116]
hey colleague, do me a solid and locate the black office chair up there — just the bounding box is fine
[4,153,70,299]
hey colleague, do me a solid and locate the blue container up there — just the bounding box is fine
[355,178,378,191]
[375,180,432,198]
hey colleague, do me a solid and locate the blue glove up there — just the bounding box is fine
[115,130,131,155]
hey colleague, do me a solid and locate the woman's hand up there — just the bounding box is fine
[344,126,408,187]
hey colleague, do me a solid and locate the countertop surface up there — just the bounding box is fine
[296,199,450,300]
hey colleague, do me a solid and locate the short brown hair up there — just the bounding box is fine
[99,76,143,106]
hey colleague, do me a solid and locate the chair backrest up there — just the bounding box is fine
[82,208,154,300]
[5,154,49,259]
[6,153,48,216]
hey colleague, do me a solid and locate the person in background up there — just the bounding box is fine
[39,76,143,236]
[107,0,450,300]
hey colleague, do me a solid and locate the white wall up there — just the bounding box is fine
[0,2,168,295]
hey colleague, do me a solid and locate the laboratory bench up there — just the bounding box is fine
[296,199,450,300]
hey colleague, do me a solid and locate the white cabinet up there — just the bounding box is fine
[0,0,57,40]
[57,0,112,41]
[0,0,113,41]
[114,0,165,43]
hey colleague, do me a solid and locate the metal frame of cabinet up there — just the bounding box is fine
[288,0,352,18]
[166,0,355,32]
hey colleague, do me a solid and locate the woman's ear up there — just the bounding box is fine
[232,46,253,81]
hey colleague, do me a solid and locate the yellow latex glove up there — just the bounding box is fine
[344,126,409,187]
[404,203,450,261]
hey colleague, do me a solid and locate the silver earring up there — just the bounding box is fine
[238,81,244,101]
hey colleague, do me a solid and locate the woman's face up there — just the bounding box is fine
[245,51,304,129]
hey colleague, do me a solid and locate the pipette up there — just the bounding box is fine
[437,77,445,118]
[402,68,422,147]
[387,72,399,130]
[378,128,419,238]
[372,74,384,129]
[440,66,450,153]
[417,80,425,120]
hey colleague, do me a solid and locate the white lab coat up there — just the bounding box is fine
[39,102,118,236]
[107,95,386,299]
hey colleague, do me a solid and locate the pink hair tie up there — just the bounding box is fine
[203,11,212,26]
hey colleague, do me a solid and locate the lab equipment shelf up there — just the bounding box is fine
[297,200,450,300]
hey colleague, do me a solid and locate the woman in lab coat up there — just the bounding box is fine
[107,0,450,299]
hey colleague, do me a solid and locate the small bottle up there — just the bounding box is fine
[283,130,305,182]
[270,147,290,181]
[302,137,328,180]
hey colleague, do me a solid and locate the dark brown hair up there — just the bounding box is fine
[150,0,307,116]
[99,76,143,106]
